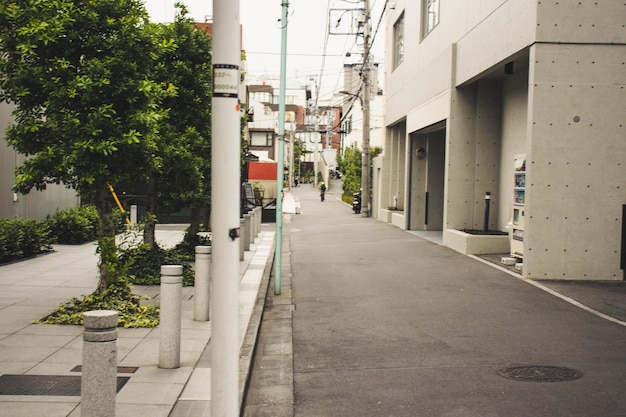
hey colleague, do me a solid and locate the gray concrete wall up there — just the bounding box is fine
[525,43,626,280]
[498,69,529,230]
[0,102,78,220]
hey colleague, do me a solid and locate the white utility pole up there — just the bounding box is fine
[211,1,240,415]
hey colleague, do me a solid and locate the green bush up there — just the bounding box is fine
[48,206,127,244]
[37,278,160,328]
[0,219,52,263]
[119,244,195,286]
[48,205,99,244]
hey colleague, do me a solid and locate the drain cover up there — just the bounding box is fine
[0,375,130,396]
[497,366,582,382]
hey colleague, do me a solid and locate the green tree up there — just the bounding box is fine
[0,0,163,292]
[143,4,212,246]
[338,146,382,198]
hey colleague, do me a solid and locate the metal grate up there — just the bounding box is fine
[71,365,138,374]
[0,375,130,396]
[497,365,582,383]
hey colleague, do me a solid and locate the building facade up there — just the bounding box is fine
[380,0,625,280]
[0,102,78,220]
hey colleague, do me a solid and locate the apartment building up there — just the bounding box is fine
[380,0,625,280]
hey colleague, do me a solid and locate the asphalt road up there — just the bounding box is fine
[286,182,626,417]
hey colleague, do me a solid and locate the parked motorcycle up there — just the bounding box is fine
[352,192,361,214]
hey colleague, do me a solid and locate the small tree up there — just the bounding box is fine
[338,146,382,198]
[142,4,213,247]
[0,0,163,292]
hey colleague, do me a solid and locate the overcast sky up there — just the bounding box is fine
[142,0,385,103]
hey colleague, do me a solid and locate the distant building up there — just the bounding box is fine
[0,102,78,220]
[379,0,625,280]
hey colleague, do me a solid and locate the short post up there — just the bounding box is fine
[159,265,182,369]
[256,206,262,235]
[239,218,245,261]
[483,191,491,233]
[130,205,137,225]
[194,246,211,321]
[249,208,257,244]
[82,310,118,417]
[253,206,259,238]
[243,213,251,251]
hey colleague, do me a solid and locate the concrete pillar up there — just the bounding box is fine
[82,310,118,417]
[159,265,182,369]
[194,246,211,321]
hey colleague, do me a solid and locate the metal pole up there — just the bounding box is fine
[483,191,491,233]
[361,0,371,217]
[275,0,289,295]
[289,130,294,189]
[211,0,240,415]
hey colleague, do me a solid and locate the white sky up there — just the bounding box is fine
[142,0,385,104]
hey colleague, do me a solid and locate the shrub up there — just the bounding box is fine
[119,244,195,286]
[0,219,52,263]
[37,277,160,328]
[48,206,127,244]
[48,205,99,244]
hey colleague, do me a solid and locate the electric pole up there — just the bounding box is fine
[211,1,240,415]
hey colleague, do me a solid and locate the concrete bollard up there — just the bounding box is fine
[159,265,182,369]
[194,246,211,322]
[249,209,256,244]
[255,206,261,237]
[82,310,118,417]
[130,204,137,225]
[243,214,251,251]
[239,219,245,261]
[249,208,256,241]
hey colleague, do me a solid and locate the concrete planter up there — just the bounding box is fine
[444,229,510,255]
[379,208,393,223]
[391,212,405,229]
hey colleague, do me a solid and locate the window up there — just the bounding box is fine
[393,13,404,69]
[422,0,440,37]
[250,131,273,147]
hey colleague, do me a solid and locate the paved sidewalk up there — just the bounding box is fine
[0,223,275,417]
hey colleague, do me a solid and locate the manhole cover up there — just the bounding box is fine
[0,375,130,396]
[497,366,582,382]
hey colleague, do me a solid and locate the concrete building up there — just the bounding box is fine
[0,102,78,220]
[338,63,385,151]
[379,0,625,280]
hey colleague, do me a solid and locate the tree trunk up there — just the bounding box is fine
[203,204,211,230]
[189,207,200,237]
[94,188,116,293]
[143,175,157,249]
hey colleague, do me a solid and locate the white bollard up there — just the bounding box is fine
[255,206,261,236]
[249,209,256,244]
[159,265,182,369]
[82,310,118,417]
[243,214,251,251]
[239,219,245,261]
[130,205,137,225]
[194,246,211,321]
